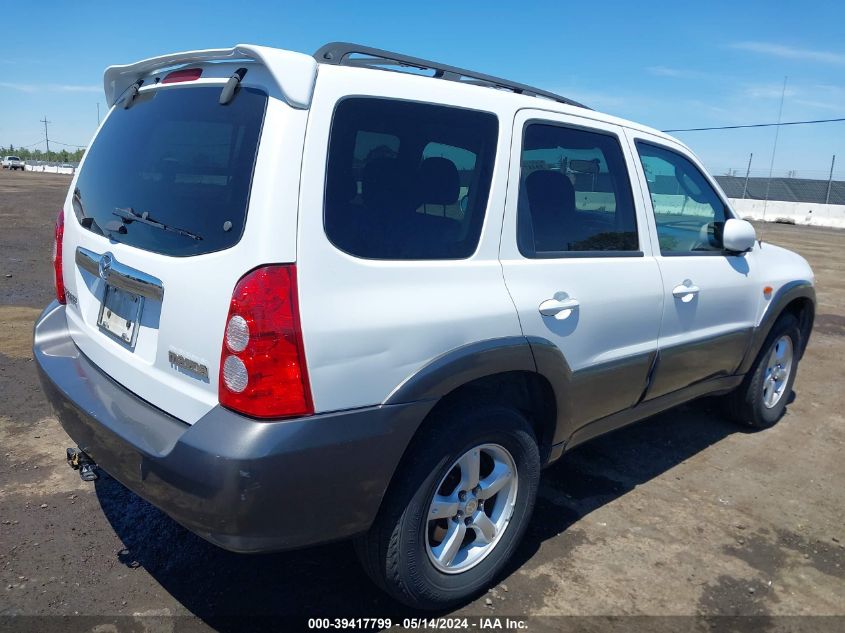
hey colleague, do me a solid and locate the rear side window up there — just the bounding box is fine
[518,123,638,257]
[324,98,498,260]
[73,86,267,256]
[635,141,729,255]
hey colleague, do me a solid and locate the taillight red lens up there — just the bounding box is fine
[219,265,313,419]
[162,68,203,84]
[53,209,66,304]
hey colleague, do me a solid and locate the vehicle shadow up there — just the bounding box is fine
[93,397,765,629]
[504,398,749,576]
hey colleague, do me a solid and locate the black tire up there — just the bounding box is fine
[726,313,801,429]
[355,403,540,609]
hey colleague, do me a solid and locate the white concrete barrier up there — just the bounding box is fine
[729,198,845,229]
[632,193,844,228]
[24,164,75,175]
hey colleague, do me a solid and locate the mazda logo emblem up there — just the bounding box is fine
[99,253,113,281]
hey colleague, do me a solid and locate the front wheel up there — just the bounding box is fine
[726,313,801,429]
[355,403,540,609]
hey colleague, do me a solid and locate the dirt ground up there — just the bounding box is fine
[1,170,843,631]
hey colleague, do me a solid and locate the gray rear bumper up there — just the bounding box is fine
[34,302,433,552]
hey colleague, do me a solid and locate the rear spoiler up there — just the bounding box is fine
[103,44,318,109]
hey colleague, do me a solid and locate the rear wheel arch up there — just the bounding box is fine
[386,369,557,493]
[386,337,561,447]
[382,337,576,469]
[418,370,557,462]
[384,337,537,405]
[376,339,558,519]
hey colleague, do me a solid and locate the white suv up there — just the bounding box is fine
[34,43,815,609]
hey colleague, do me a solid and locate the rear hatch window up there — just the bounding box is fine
[73,86,267,256]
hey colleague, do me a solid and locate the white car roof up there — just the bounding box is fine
[103,43,686,150]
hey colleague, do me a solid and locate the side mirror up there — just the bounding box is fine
[723,218,756,253]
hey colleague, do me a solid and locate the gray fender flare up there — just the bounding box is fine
[384,337,539,405]
[384,336,585,457]
[738,280,816,375]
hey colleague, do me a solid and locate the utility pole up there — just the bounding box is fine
[40,116,51,156]
[742,152,753,199]
[825,154,836,204]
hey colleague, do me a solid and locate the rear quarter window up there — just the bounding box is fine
[324,97,498,260]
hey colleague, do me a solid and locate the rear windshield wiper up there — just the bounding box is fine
[113,207,203,241]
[219,67,248,105]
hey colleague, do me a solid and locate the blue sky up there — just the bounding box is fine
[2,0,843,178]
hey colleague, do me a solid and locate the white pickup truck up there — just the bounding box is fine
[2,156,25,170]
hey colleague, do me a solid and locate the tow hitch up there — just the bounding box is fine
[66,447,98,482]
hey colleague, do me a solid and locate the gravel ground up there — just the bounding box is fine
[1,169,843,631]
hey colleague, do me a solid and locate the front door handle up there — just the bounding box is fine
[672,282,700,302]
[539,297,580,319]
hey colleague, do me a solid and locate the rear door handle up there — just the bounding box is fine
[538,297,580,319]
[672,283,700,302]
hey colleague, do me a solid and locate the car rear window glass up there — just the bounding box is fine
[72,86,267,256]
[518,123,638,257]
[324,97,498,260]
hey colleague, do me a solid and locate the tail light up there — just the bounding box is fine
[219,265,313,419]
[162,68,203,84]
[53,209,66,304]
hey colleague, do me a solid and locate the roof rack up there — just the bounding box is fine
[313,42,589,109]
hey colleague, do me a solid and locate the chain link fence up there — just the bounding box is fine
[715,175,844,205]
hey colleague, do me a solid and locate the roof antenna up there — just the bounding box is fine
[759,76,788,246]
[219,68,248,105]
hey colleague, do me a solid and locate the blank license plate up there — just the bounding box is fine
[98,285,144,346]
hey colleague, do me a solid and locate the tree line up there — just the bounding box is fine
[0,145,85,164]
